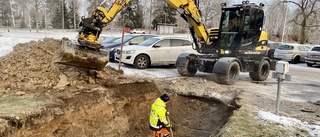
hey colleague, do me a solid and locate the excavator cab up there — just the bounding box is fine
[217,3,268,58]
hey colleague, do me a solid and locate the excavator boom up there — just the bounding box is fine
[163,0,209,51]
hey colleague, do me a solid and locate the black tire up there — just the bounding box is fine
[177,58,197,76]
[249,60,270,81]
[216,61,240,85]
[134,54,150,69]
[292,56,300,64]
[169,64,175,67]
[142,32,145,34]
[307,63,313,67]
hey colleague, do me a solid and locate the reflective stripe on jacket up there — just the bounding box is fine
[149,98,169,130]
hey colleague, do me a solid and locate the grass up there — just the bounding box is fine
[0,95,47,119]
[217,103,311,137]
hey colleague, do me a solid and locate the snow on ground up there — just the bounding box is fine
[0,29,319,136]
[258,111,320,137]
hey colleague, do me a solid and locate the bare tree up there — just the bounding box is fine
[199,0,224,28]
[28,0,44,32]
[289,0,320,44]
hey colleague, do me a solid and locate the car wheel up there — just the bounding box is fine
[142,32,145,34]
[249,60,270,81]
[307,63,313,67]
[216,61,240,85]
[134,55,150,69]
[133,32,136,34]
[292,56,300,64]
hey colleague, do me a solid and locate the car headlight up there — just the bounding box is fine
[123,50,136,54]
[105,48,114,51]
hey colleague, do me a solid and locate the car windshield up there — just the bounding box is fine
[102,37,116,43]
[139,37,160,46]
[311,47,320,51]
[268,43,280,49]
[113,36,133,43]
[277,45,294,50]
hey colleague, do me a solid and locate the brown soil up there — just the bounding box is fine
[0,39,237,137]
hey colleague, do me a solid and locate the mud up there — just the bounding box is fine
[0,39,237,137]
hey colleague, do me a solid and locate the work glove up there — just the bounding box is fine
[165,123,172,128]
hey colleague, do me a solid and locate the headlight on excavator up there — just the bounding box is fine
[225,50,231,54]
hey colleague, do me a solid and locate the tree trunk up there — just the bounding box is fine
[62,0,64,30]
[9,0,15,28]
[73,0,76,29]
[300,19,307,44]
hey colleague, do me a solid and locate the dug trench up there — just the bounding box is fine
[0,39,239,137]
[1,81,237,137]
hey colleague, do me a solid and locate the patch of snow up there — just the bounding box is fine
[258,110,320,137]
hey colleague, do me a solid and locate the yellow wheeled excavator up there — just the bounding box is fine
[57,0,272,85]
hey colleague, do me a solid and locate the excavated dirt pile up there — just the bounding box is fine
[0,39,236,137]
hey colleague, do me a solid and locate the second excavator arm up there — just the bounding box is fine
[78,0,130,50]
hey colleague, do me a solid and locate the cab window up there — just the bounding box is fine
[155,39,170,47]
[171,39,184,47]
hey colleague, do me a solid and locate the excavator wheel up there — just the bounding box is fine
[177,56,197,76]
[55,37,109,70]
[216,61,240,85]
[249,60,270,81]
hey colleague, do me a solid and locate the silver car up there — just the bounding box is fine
[305,46,320,67]
[273,44,311,64]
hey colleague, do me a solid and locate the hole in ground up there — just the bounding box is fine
[166,95,236,137]
[6,82,237,137]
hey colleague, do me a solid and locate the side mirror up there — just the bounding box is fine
[153,44,161,48]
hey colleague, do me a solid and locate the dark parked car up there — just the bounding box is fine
[267,41,280,59]
[100,37,120,45]
[102,34,157,61]
[305,46,320,67]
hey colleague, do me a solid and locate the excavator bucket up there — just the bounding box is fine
[55,38,109,71]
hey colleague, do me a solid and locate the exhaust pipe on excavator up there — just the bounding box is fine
[55,37,109,71]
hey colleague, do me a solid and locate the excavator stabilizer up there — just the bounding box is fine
[55,37,109,70]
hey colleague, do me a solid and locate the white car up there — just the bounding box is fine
[130,29,146,34]
[114,37,198,69]
[273,43,311,64]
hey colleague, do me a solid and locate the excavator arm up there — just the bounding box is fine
[163,0,210,51]
[78,0,130,50]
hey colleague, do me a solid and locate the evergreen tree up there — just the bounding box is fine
[69,0,79,29]
[51,5,62,29]
[152,2,176,29]
[51,0,69,29]
[20,17,27,28]
[63,1,70,29]
[41,15,45,29]
[119,0,144,29]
